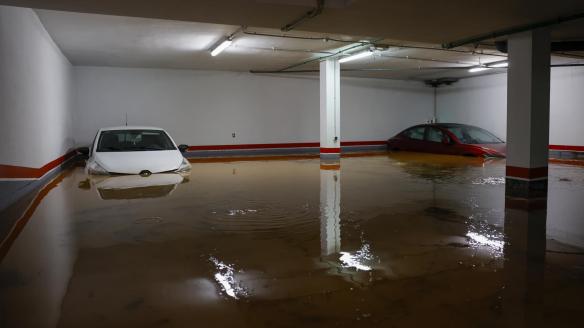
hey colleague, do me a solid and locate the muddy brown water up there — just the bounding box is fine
[1,153,583,327]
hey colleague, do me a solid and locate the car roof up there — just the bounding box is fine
[409,123,478,129]
[432,123,473,128]
[99,126,165,132]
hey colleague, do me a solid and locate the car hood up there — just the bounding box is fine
[94,150,184,174]
[472,143,507,156]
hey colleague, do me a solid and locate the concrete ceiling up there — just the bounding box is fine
[4,0,584,44]
[33,9,583,81]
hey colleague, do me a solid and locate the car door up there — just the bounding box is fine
[424,126,453,155]
[400,126,427,152]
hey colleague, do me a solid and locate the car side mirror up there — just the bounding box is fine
[178,144,189,153]
[77,147,90,155]
[442,137,451,145]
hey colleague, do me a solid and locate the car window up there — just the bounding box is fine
[446,126,502,144]
[97,130,176,152]
[426,127,444,143]
[403,126,426,140]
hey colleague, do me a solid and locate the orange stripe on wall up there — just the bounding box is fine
[0,171,68,260]
[0,150,76,179]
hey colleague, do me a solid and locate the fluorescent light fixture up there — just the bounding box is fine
[339,50,372,63]
[211,39,232,56]
[468,66,491,73]
[489,61,508,68]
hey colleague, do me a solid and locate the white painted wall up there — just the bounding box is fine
[436,74,507,140]
[437,67,584,146]
[73,66,434,146]
[549,67,584,147]
[341,77,434,141]
[0,6,74,168]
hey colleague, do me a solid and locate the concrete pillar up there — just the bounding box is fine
[505,29,551,199]
[320,166,341,256]
[320,59,341,160]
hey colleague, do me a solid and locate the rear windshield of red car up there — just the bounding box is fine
[445,126,503,144]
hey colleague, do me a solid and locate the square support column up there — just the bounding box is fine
[320,59,341,160]
[505,29,551,199]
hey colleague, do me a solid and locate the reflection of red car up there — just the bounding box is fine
[387,123,506,157]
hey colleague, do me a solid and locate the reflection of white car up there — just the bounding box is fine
[82,126,191,175]
[91,173,186,200]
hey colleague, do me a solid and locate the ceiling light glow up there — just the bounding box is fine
[339,51,373,63]
[468,66,491,73]
[209,256,247,299]
[211,39,233,57]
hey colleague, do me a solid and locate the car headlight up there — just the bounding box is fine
[86,160,109,175]
[176,158,191,172]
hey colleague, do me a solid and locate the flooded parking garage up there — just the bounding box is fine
[1,154,583,327]
[3,2,584,327]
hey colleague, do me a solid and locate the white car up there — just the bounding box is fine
[81,126,191,175]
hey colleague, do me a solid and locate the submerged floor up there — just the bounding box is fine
[1,153,584,327]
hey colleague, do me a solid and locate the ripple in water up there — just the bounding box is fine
[203,202,317,236]
[472,177,505,185]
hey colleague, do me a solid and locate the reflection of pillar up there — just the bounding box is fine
[320,58,341,160]
[505,29,550,199]
[320,167,341,256]
[502,201,546,326]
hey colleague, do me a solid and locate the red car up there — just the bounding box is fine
[387,123,506,157]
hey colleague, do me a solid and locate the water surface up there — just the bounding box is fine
[1,153,583,327]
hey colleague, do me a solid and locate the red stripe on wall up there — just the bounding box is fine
[187,142,583,152]
[506,166,548,179]
[187,141,386,151]
[0,150,76,179]
[188,142,320,151]
[549,145,584,152]
[1,142,582,179]
[341,140,387,146]
[320,147,341,153]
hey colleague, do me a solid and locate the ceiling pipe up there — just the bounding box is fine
[378,53,478,66]
[249,44,491,74]
[281,0,325,32]
[235,45,334,55]
[243,30,371,45]
[442,12,584,49]
[495,40,584,53]
[251,67,474,74]
[244,30,506,57]
[255,39,381,73]
[250,63,584,74]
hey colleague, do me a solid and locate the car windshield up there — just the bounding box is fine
[445,125,503,144]
[96,130,176,152]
